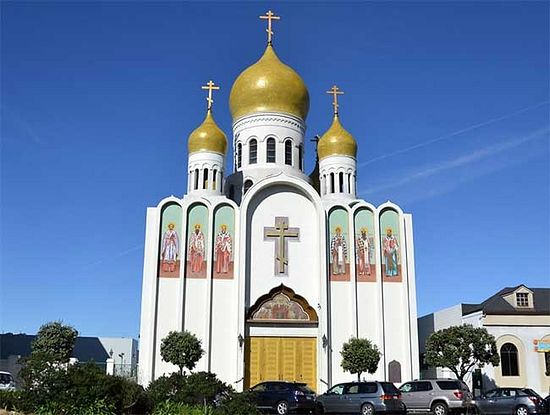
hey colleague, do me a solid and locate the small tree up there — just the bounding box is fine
[424,324,500,381]
[31,321,78,363]
[160,330,204,375]
[341,337,381,381]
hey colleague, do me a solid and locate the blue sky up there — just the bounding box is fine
[1,2,548,338]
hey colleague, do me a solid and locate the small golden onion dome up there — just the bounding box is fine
[317,115,357,160]
[229,45,310,121]
[188,110,228,155]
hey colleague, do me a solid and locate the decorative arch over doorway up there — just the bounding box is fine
[247,284,318,323]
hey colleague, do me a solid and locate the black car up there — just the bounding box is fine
[249,381,317,414]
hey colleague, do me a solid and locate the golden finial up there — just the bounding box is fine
[201,80,220,111]
[259,10,281,45]
[326,85,344,116]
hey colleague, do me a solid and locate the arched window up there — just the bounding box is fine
[212,169,217,190]
[299,144,303,170]
[194,168,199,190]
[266,138,276,163]
[500,343,519,376]
[388,360,402,383]
[339,172,344,193]
[284,140,293,165]
[249,139,257,164]
[203,168,208,189]
[237,143,242,169]
[330,173,335,193]
[243,179,253,194]
[347,174,351,193]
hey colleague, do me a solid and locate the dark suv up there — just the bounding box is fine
[399,379,473,415]
[315,381,405,414]
[249,381,317,414]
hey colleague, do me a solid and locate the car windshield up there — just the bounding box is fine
[520,389,542,399]
[328,384,345,395]
[381,382,400,394]
[295,384,315,394]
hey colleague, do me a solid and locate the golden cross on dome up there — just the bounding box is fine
[201,80,220,111]
[260,10,281,45]
[326,85,344,115]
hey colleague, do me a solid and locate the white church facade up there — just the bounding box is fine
[139,11,419,392]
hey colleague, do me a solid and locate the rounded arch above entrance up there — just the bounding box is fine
[247,284,318,323]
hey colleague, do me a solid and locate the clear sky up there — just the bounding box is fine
[1,2,548,338]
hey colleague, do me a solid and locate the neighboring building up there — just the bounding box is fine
[0,333,138,384]
[139,12,419,392]
[418,285,550,396]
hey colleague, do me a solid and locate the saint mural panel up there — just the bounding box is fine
[213,205,234,279]
[328,207,350,281]
[379,209,402,282]
[354,208,376,282]
[159,203,182,278]
[186,204,208,279]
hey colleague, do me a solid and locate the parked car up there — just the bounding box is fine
[249,381,317,414]
[473,388,547,415]
[0,371,15,391]
[315,381,405,414]
[399,379,473,415]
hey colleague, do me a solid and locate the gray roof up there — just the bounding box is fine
[462,285,550,316]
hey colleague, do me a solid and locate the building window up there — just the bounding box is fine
[194,168,199,190]
[330,173,335,193]
[545,352,550,376]
[266,138,276,163]
[237,143,242,169]
[500,343,519,376]
[339,172,344,192]
[249,139,257,164]
[388,360,402,383]
[284,140,293,165]
[244,179,253,194]
[516,292,529,307]
[212,169,217,190]
[299,144,303,170]
[203,168,208,189]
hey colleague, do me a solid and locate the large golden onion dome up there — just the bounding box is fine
[229,45,310,121]
[188,109,228,155]
[317,115,357,160]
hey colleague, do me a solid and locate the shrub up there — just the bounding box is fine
[0,390,23,411]
[213,391,259,415]
[152,401,208,415]
[147,371,230,409]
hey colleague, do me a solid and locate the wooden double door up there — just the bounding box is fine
[245,336,317,392]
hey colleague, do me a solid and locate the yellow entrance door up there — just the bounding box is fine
[245,337,317,392]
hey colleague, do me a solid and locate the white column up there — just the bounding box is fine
[352,174,356,195]
[320,175,326,195]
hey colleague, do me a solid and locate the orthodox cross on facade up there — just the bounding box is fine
[201,80,220,111]
[326,85,344,115]
[264,217,299,274]
[259,10,281,45]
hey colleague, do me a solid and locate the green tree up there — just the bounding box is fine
[31,321,78,363]
[424,324,500,381]
[340,337,381,381]
[160,331,204,375]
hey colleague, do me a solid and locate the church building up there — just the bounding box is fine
[139,11,419,392]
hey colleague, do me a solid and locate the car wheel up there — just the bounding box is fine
[315,402,325,414]
[515,405,529,415]
[362,403,376,415]
[431,402,449,415]
[276,400,289,415]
